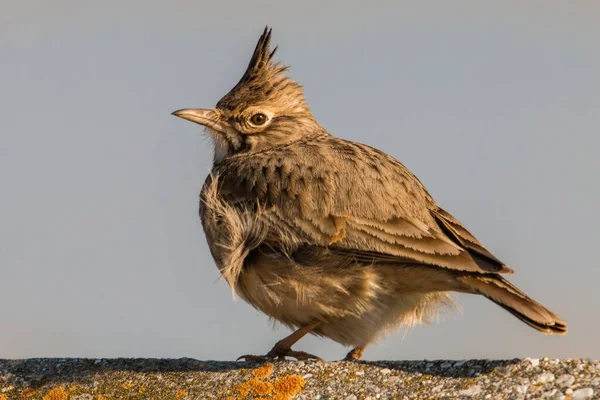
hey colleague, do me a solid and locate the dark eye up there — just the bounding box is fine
[250,113,268,126]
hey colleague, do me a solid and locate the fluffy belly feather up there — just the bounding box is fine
[236,252,457,347]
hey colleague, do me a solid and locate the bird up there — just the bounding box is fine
[172,27,567,361]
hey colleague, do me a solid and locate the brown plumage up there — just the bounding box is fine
[172,27,566,361]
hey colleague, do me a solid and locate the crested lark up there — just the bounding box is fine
[172,27,566,361]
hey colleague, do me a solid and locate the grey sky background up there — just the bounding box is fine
[1,1,599,361]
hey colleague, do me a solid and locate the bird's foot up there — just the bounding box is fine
[343,347,365,361]
[237,342,323,362]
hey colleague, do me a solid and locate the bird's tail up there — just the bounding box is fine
[457,274,567,334]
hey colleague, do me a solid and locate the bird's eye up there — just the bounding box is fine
[250,113,268,126]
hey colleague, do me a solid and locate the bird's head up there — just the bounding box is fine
[172,27,323,163]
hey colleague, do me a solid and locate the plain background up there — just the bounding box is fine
[1,1,599,361]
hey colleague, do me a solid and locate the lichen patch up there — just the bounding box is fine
[41,386,68,400]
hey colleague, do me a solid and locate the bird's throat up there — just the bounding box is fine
[207,129,231,163]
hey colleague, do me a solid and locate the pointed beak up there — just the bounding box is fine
[171,108,228,132]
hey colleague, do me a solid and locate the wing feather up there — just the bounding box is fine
[214,134,512,275]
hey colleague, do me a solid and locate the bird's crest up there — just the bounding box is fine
[216,27,304,111]
[242,27,283,81]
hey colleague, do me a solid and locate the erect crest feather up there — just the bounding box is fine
[216,26,304,111]
[243,26,281,80]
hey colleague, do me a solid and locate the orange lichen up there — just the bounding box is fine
[249,378,274,396]
[234,377,274,398]
[273,375,306,398]
[224,363,306,400]
[0,394,8,400]
[252,363,275,379]
[20,388,38,398]
[175,389,188,398]
[138,386,146,394]
[233,381,250,399]
[121,381,133,389]
[41,386,69,400]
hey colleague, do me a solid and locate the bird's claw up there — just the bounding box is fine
[236,354,271,362]
[237,348,323,362]
[277,350,323,361]
[343,347,365,361]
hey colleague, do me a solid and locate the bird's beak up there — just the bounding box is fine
[171,108,228,133]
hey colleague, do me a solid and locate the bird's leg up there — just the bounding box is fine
[343,346,365,361]
[237,321,323,361]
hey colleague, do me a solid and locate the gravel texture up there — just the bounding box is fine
[0,358,598,399]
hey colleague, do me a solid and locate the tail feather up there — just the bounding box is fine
[458,274,567,335]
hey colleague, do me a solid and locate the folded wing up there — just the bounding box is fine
[217,135,513,275]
